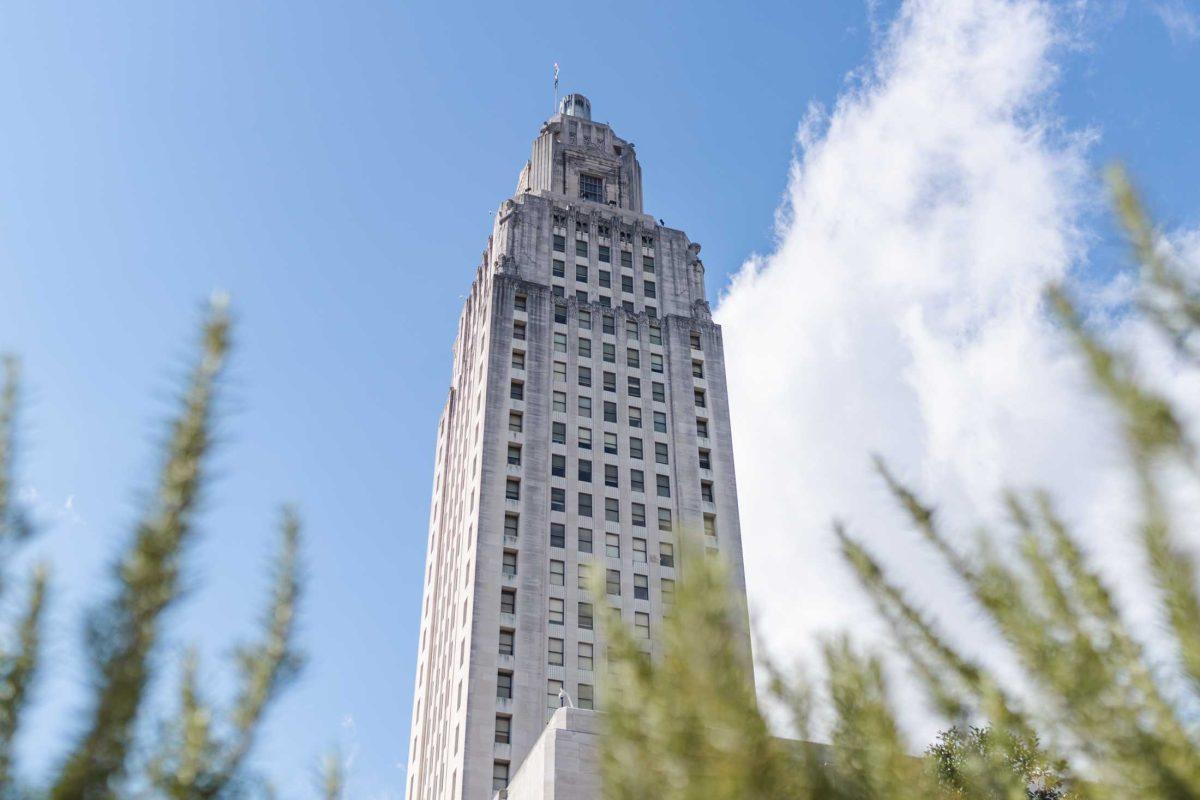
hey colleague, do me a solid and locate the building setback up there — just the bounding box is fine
[404,93,752,800]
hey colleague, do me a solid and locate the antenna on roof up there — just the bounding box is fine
[553,62,560,115]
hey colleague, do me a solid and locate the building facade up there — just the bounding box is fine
[404,94,751,800]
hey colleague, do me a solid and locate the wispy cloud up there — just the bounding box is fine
[716,0,1199,738]
[1152,0,1200,44]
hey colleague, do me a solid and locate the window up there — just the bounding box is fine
[604,401,618,423]
[634,573,649,600]
[555,303,568,324]
[631,503,646,527]
[629,406,642,428]
[505,479,520,501]
[630,437,644,459]
[510,380,524,401]
[580,173,604,202]
[627,349,640,368]
[509,411,523,433]
[497,671,513,699]
[604,432,618,455]
[551,559,565,586]
[704,514,718,538]
[657,474,671,498]
[578,459,592,481]
[551,487,565,512]
[549,637,564,666]
[643,254,655,271]
[691,332,702,350]
[621,250,633,268]
[553,260,566,280]
[653,411,667,433]
[578,396,592,418]
[649,322,662,345]
[631,469,645,493]
[644,281,656,298]
[606,569,621,596]
[650,353,663,373]
[605,532,620,558]
[547,679,564,717]
[701,481,714,502]
[513,320,526,340]
[579,642,594,671]
[605,498,620,523]
[578,366,592,387]
[655,442,669,465]
[579,528,593,553]
[578,337,591,357]
[493,761,510,792]
[635,612,650,638]
[626,319,640,340]
[499,629,515,656]
[552,422,566,444]
[576,239,588,258]
[515,293,527,311]
[554,234,566,253]
[633,537,648,563]
[660,542,675,568]
[699,449,711,470]
[579,602,594,629]
[504,513,519,539]
[577,562,590,590]
[579,309,591,328]
[501,588,516,614]
[599,244,610,262]
[628,376,641,397]
[502,550,518,577]
[603,314,615,335]
[576,683,594,711]
[508,444,522,466]
[605,464,619,488]
[578,426,592,449]
[658,508,673,532]
[554,363,566,383]
[512,350,525,369]
[653,382,666,403]
[549,597,565,625]
[551,523,566,547]
[599,269,611,288]
[553,332,567,353]
[576,264,588,283]
[578,492,593,517]
[603,342,616,363]
[692,359,705,378]
[599,294,611,307]
[696,418,709,438]
[496,715,512,744]
[622,300,635,313]
[694,389,707,408]
[553,284,565,298]
[603,371,616,392]
[662,578,675,603]
[621,274,634,294]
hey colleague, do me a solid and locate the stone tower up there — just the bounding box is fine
[404,94,751,800]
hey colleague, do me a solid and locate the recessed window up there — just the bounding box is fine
[509,411,523,433]
[493,761,510,792]
[634,573,649,600]
[605,532,620,558]
[662,578,675,603]
[635,612,650,638]
[553,388,567,411]
[576,239,589,258]
[692,360,705,378]
[549,637,565,665]
[555,303,568,324]
[631,503,646,527]
[504,513,519,538]
[653,382,666,403]
[578,396,592,418]
[579,642,594,671]
[660,542,674,568]
[512,350,525,369]
[696,418,709,438]
[633,537,647,563]
[552,454,566,477]
[657,474,671,498]
[580,173,604,203]
[547,679,564,718]
[653,412,667,433]
[579,527,593,553]
[628,376,641,398]
[631,469,645,493]
[704,514,718,538]
[507,444,522,466]
[627,348,640,368]
[578,459,592,481]
[690,332,702,350]
[495,715,512,744]
[499,628,515,656]
[603,314,615,335]
[649,323,662,345]
[505,479,520,501]
[699,449,712,470]
[658,508,672,532]
[551,523,566,548]
[626,319,639,340]
[579,337,592,358]
[551,487,565,512]
[501,588,516,614]
[694,389,707,408]
[552,421,566,444]
[513,320,526,340]
[502,550,518,577]
[549,597,565,625]
[604,401,618,423]
[604,432,618,455]
[554,363,567,383]
[497,672,513,700]
[605,464,619,488]
[655,442,669,465]
[598,244,611,263]
[554,234,566,253]
[630,437,644,460]
[514,293,527,311]
[579,366,592,388]
[605,497,620,523]
[578,601,594,630]
[510,380,524,401]
[621,274,634,294]
[551,560,565,586]
[629,406,642,428]
[578,492,593,517]
[606,569,621,596]
[701,481,714,502]
[578,426,592,450]
[576,264,589,283]
[578,683,594,710]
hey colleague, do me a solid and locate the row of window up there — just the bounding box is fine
[552,236,656,273]
[507,408,711,440]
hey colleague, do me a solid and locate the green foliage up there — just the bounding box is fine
[0,300,305,799]
[601,166,1200,800]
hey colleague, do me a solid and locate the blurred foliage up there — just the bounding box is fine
[0,299,306,799]
[602,169,1200,800]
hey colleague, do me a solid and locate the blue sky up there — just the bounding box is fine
[0,1,1197,797]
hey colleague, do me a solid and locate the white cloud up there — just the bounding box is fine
[1153,0,1200,44]
[716,0,1200,741]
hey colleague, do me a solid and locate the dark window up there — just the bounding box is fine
[553,235,565,253]
[580,174,604,202]
[501,588,516,613]
[599,244,611,262]
[551,523,566,548]
[578,459,592,481]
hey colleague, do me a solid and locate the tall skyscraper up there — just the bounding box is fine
[405,94,751,800]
